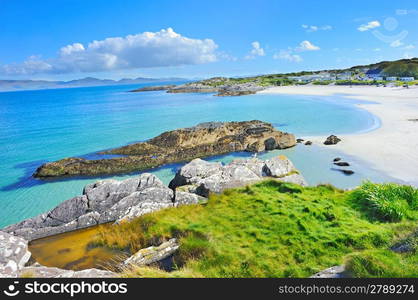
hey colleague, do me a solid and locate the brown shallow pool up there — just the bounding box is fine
[28,225,126,271]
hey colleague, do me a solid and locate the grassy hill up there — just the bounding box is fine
[353,58,418,78]
[94,180,418,278]
[191,58,418,88]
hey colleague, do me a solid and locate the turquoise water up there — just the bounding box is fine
[0,83,395,227]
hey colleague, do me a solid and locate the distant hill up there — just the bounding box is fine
[0,77,187,92]
[335,58,418,78]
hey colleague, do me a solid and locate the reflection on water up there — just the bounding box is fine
[28,224,126,271]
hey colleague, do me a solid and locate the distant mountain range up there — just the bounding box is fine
[0,76,188,92]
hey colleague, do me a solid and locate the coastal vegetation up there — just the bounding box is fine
[94,180,418,278]
[155,58,418,92]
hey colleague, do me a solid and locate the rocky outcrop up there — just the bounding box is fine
[129,85,176,92]
[324,135,341,145]
[169,156,307,197]
[165,77,266,97]
[0,231,31,277]
[167,83,218,94]
[123,239,179,267]
[7,155,305,241]
[2,174,180,241]
[34,121,296,178]
[215,83,265,96]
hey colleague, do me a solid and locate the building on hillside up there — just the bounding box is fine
[336,72,352,80]
[385,76,398,81]
[399,77,415,82]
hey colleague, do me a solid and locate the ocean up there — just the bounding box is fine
[0,83,397,227]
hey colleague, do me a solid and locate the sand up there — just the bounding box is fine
[259,85,418,186]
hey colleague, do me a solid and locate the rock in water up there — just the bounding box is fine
[324,135,341,145]
[333,157,342,162]
[129,85,176,92]
[334,161,350,167]
[34,120,296,178]
[5,156,305,241]
[331,168,354,176]
[2,174,175,241]
[304,141,312,145]
[296,138,304,143]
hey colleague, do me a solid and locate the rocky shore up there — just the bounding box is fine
[130,77,266,96]
[129,84,176,92]
[1,155,305,277]
[34,121,296,178]
[7,156,306,241]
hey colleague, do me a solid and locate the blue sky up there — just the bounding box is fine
[0,0,417,80]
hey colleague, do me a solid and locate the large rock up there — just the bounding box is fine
[168,159,223,189]
[170,156,307,197]
[174,192,206,207]
[324,135,341,145]
[34,121,296,178]
[2,174,172,241]
[0,231,31,277]
[113,187,174,223]
[123,239,179,267]
[263,155,296,177]
[19,264,115,278]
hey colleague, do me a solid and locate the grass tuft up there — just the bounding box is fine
[351,181,418,222]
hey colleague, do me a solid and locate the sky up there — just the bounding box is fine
[0,0,417,80]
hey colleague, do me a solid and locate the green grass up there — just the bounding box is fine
[345,250,418,277]
[95,180,418,278]
[351,181,418,222]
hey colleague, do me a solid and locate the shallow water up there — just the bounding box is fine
[28,224,125,271]
[0,83,395,227]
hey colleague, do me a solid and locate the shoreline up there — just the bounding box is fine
[259,85,418,186]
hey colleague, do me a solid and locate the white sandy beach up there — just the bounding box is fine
[260,85,418,186]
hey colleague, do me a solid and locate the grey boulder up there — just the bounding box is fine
[0,231,31,277]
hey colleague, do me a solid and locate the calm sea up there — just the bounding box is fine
[0,83,396,227]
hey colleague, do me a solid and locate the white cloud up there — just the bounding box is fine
[390,40,404,47]
[0,28,218,75]
[396,9,418,15]
[302,24,332,32]
[245,41,265,59]
[403,44,415,50]
[296,40,320,51]
[273,40,319,63]
[373,48,381,51]
[358,21,381,31]
[273,50,302,63]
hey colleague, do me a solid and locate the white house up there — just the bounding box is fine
[399,77,415,82]
[368,76,384,81]
[386,76,397,81]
